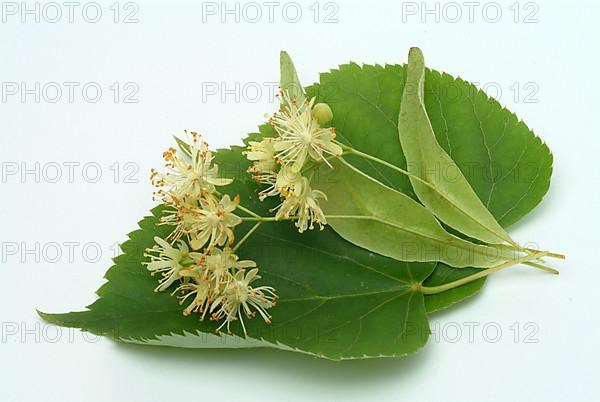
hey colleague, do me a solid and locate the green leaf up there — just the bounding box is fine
[39,56,554,358]
[306,61,552,311]
[313,157,512,268]
[39,137,437,360]
[280,50,305,105]
[399,48,514,246]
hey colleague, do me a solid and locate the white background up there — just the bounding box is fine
[1,0,598,401]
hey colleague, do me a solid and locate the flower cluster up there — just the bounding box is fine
[245,91,342,232]
[146,132,277,334]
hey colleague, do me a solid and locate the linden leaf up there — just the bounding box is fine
[38,55,554,358]
[306,62,552,311]
[39,139,436,360]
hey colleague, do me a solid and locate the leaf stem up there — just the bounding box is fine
[236,203,262,218]
[241,216,279,222]
[522,261,559,274]
[213,189,261,219]
[233,222,262,252]
[417,251,549,295]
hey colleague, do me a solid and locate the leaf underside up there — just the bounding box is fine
[399,48,514,246]
[313,158,513,268]
[40,62,553,359]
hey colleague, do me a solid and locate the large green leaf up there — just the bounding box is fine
[306,62,552,311]
[39,58,553,357]
[40,137,437,360]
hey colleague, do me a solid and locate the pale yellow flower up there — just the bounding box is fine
[205,247,256,289]
[152,132,232,203]
[176,278,213,320]
[184,194,242,250]
[270,94,342,168]
[144,237,202,292]
[275,177,327,232]
[256,164,303,201]
[246,138,277,174]
[211,268,277,335]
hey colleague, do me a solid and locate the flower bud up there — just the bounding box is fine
[311,103,333,125]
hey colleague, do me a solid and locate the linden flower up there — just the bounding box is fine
[159,212,186,243]
[257,164,303,201]
[205,247,257,289]
[270,93,342,168]
[275,177,328,232]
[158,197,198,243]
[211,268,278,335]
[185,194,242,250]
[144,237,201,292]
[176,278,213,320]
[151,132,232,203]
[245,138,277,174]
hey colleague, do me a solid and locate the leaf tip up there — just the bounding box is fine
[36,309,54,322]
[408,47,424,60]
[280,50,290,62]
